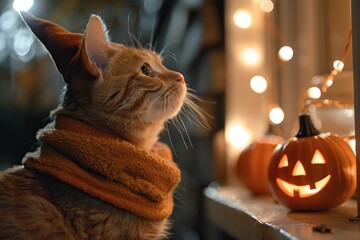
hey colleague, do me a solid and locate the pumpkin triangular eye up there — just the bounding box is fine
[292,160,306,176]
[311,150,326,164]
[278,154,289,168]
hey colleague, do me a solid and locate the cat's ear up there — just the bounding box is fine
[83,15,110,68]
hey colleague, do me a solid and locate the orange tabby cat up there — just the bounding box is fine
[0,11,201,240]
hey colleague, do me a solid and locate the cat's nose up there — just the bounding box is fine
[174,73,185,84]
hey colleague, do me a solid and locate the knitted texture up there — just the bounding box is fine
[23,116,181,221]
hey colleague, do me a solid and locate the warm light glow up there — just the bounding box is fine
[311,150,326,164]
[278,46,293,62]
[333,60,344,71]
[292,161,306,176]
[278,155,289,168]
[243,48,259,65]
[307,87,321,99]
[227,124,251,148]
[269,107,284,124]
[13,0,33,11]
[233,10,252,29]
[326,79,333,87]
[276,175,331,198]
[260,0,274,13]
[250,75,267,93]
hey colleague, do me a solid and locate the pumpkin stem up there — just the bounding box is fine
[296,114,320,138]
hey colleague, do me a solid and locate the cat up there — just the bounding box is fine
[0,11,205,240]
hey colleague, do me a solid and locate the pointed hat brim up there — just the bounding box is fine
[20,11,83,83]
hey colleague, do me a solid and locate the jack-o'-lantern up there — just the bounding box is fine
[268,114,356,211]
[236,136,283,195]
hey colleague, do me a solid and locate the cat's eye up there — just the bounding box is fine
[140,64,152,76]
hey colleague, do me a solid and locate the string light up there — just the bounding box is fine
[243,48,259,65]
[250,75,267,93]
[269,107,284,124]
[233,10,252,29]
[321,27,352,92]
[278,46,293,62]
[307,87,321,99]
[260,0,274,13]
[227,124,251,148]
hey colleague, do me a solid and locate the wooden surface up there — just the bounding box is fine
[204,186,360,240]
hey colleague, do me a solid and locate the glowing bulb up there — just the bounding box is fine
[307,87,321,99]
[333,60,344,71]
[278,46,293,62]
[250,75,267,93]
[269,107,284,124]
[243,48,259,65]
[260,0,274,13]
[326,79,333,87]
[13,0,33,11]
[233,10,252,29]
[228,124,251,148]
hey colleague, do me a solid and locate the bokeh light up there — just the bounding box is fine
[333,60,344,71]
[250,75,267,93]
[278,46,293,62]
[243,48,259,65]
[227,124,251,148]
[233,10,252,29]
[0,11,19,32]
[13,27,34,57]
[269,107,284,124]
[13,0,34,11]
[260,0,274,13]
[307,87,321,99]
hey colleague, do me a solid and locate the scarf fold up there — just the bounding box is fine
[22,116,181,221]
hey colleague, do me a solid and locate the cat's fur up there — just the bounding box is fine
[0,12,198,240]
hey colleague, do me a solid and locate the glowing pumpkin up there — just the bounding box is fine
[236,136,283,195]
[268,114,356,211]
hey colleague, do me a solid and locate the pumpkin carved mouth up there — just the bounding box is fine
[276,175,331,198]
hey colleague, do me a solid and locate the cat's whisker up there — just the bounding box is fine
[144,43,154,51]
[170,118,189,150]
[165,122,177,157]
[181,107,206,129]
[148,90,166,110]
[127,14,136,49]
[177,114,193,148]
[161,51,179,63]
[127,14,143,53]
[159,40,179,58]
[136,31,143,48]
[183,101,211,129]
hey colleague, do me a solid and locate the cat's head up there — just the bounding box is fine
[20,12,191,148]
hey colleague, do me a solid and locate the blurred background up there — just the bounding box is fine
[0,0,354,239]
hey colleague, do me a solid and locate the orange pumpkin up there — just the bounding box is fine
[236,135,283,195]
[268,115,356,211]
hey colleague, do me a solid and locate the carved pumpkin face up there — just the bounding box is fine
[268,115,356,211]
[276,150,331,198]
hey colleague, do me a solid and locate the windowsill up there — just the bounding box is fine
[204,185,360,239]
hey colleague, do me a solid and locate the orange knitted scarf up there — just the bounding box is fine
[22,116,181,221]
